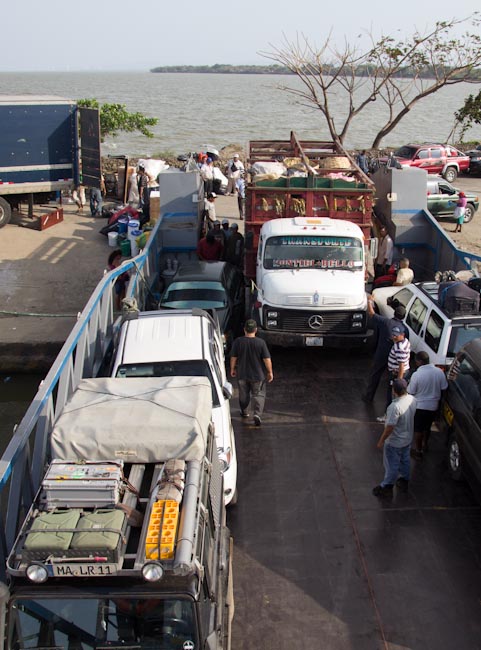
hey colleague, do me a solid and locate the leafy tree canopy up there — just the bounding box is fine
[78,99,158,141]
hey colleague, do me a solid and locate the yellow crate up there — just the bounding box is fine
[145,500,179,560]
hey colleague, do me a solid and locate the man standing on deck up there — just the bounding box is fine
[373,378,416,498]
[230,320,273,427]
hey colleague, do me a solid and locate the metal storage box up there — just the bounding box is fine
[41,460,123,509]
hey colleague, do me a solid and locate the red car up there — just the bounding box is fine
[387,144,470,182]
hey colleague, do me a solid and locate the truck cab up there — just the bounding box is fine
[0,376,233,650]
[252,217,372,347]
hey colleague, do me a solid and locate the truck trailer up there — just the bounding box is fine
[0,95,101,227]
[0,376,233,650]
[245,132,376,347]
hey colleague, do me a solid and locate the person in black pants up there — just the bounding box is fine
[230,320,273,426]
[362,296,408,404]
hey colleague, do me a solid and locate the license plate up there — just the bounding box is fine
[50,563,117,577]
[306,337,323,347]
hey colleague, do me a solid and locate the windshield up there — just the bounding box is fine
[263,235,363,271]
[161,281,227,309]
[448,324,481,358]
[10,597,197,649]
[116,360,220,406]
[393,146,417,159]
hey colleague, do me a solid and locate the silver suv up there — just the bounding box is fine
[372,281,481,368]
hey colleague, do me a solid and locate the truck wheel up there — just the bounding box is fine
[464,203,476,224]
[0,197,12,228]
[443,167,458,183]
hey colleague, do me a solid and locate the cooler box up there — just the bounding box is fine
[41,461,124,510]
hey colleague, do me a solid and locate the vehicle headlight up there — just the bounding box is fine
[26,563,48,583]
[142,561,164,582]
[352,313,364,321]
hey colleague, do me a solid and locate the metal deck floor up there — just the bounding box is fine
[228,347,481,650]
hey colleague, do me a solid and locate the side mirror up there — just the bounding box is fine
[223,381,233,400]
[369,237,378,260]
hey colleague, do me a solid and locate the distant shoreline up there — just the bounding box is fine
[150,65,291,75]
[150,64,481,81]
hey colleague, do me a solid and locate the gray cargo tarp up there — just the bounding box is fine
[50,376,212,463]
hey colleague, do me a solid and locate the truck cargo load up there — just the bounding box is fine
[245,131,376,347]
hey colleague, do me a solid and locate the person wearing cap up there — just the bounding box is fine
[212,220,226,250]
[203,192,217,228]
[362,295,409,404]
[230,319,273,426]
[224,223,244,268]
[454,191,467,232]
[377,325,412,422]
[372,378,417,498]
[407,351,448,459]
[200,157,214,195]
[221,219,232,240]
[226,153,244,196]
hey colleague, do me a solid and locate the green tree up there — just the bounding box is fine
[262,14,481,148]
[77,99,158,141]
[454,90,481,140]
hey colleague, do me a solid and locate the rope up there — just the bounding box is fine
[0,310,78,318]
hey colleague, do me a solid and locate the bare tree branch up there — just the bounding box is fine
[260,14,481,148]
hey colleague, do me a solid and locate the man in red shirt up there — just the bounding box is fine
[197,231,223,261]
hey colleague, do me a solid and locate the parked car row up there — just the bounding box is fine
[380,142,481,179]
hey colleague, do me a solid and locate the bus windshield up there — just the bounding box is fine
[10,596,197,649]
[263,235,363,270]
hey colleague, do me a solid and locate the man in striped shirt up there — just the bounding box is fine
[377,326,411,422]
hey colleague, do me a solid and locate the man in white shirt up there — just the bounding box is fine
[226,153,244,195]
[393,257,414,286]
[375,225,393,277]
[408,351,448,459]
[203,192,217,227]
[200,157,214,195]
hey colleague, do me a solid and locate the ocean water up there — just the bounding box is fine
[0,71,480,157]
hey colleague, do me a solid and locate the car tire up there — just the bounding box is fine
[443,167,458,183]
[464,203,476,224]
[448,434,463,481]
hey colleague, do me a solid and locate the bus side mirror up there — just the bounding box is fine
[370,238,378,260]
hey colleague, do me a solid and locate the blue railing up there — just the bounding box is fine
[0,217,164,580]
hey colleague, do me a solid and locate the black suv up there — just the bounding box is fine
[442,338,481,495]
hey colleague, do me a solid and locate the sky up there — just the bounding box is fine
[2,0,481,72]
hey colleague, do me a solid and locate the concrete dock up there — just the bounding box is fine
[0,194,242,372]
